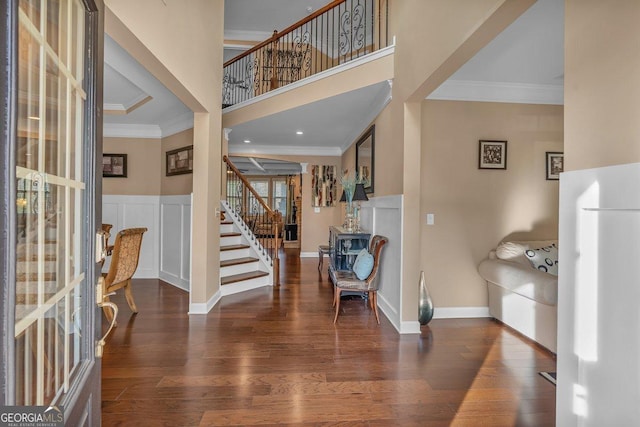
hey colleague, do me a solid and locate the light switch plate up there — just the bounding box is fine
[314,207,320,213]
[426,213,435,225]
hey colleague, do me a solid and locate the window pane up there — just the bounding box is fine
[250,180,269,197]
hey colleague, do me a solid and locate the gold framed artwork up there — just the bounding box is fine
[166,145,193,176]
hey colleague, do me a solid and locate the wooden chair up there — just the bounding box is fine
[102,227,147,323]
[318,244,331,272]
[332,235,388,324]
[100,224,113,266]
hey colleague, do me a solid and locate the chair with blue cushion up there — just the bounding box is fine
[331,235,388,324]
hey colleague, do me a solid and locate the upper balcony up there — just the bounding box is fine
[222,0,391,110]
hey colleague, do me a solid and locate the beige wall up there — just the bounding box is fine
[421,100,563,307]
[229,153,342,253]
[105,0,223,306]
[564,0,640,171]
[383,0,536,321]
[102,137,161,195]
[161,128,194,195]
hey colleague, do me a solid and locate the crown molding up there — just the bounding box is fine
[224,29,273,42]
[104,94,153,115]
[103,123,162,139]
[228,144,341,157]
[160,111,194,137]
[427,80,564,105]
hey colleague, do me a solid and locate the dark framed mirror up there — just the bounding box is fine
[356,125,375,193]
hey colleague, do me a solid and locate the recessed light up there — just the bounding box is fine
[244,140,251,143]
[296,131,303,135]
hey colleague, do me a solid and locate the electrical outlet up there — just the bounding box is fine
[314,207,320,213]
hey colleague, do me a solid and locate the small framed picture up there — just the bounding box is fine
[166,145,194,176]
[546,152,564,180]
[479,140,507,170]
[102,153,127,178]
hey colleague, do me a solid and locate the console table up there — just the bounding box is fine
[329,226,370,272]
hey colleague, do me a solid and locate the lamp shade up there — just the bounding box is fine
[353,183,369,201]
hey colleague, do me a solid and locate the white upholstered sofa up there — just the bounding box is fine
[478,239,558,353]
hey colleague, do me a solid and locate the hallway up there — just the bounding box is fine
[101,250,556,426]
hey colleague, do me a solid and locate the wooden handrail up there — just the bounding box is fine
[223,155,278,220]
[223,0,346,68]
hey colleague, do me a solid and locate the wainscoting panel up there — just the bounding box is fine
[159,195,192,291]
[102,195,160,278]
[359,195,403,332]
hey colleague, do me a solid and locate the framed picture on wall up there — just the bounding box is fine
[102,153,127,178]
[166,145,193,176]
[478,140,507,170]
[546,151,564,180]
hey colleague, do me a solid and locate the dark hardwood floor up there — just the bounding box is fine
[101,249,556,426]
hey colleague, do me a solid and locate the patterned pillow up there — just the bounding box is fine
[524,243,559,275]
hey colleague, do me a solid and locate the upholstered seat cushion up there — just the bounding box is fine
[330,269,370,291]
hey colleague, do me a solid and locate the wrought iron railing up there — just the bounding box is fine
[223,0,389,107]
[223,155,281,285]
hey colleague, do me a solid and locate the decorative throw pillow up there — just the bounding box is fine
[524,243,559,275]
[352,248,374,280]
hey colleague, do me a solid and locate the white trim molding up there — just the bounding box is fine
[299,252,318,258]
[189,289,222,315]
[228,144,342,157]
[160,111,194,138]
[224,29,272,43]
[427,80,564,105]
[158,195,192,291]
[103,123,162,139]
[102,195,160,278]
[433,306,491,319]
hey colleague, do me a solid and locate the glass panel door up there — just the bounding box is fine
[14,0,93,411]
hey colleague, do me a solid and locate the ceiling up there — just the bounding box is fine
[229,156,302,175]
[104,0,564,156]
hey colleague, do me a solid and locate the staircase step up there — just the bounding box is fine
[221,244,250,252]
[221,270,269,285]
[220,257,259,268]
[220,232,242,238]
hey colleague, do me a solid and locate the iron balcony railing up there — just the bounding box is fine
[223,0,389,107]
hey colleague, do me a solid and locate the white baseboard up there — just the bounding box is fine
[377,293,400,332]
[433,306,490,319]
[299,252,318,258]
[400,321,421,334]
[188,289,221,314]
[159,271,189,292]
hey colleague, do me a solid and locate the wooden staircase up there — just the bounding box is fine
[219,215,271,296]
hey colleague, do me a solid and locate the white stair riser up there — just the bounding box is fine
[220,235,243,246]
[220,261,262,277]
[220,223,235,234]
[220,275,271,296]
[220,248,251,261]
